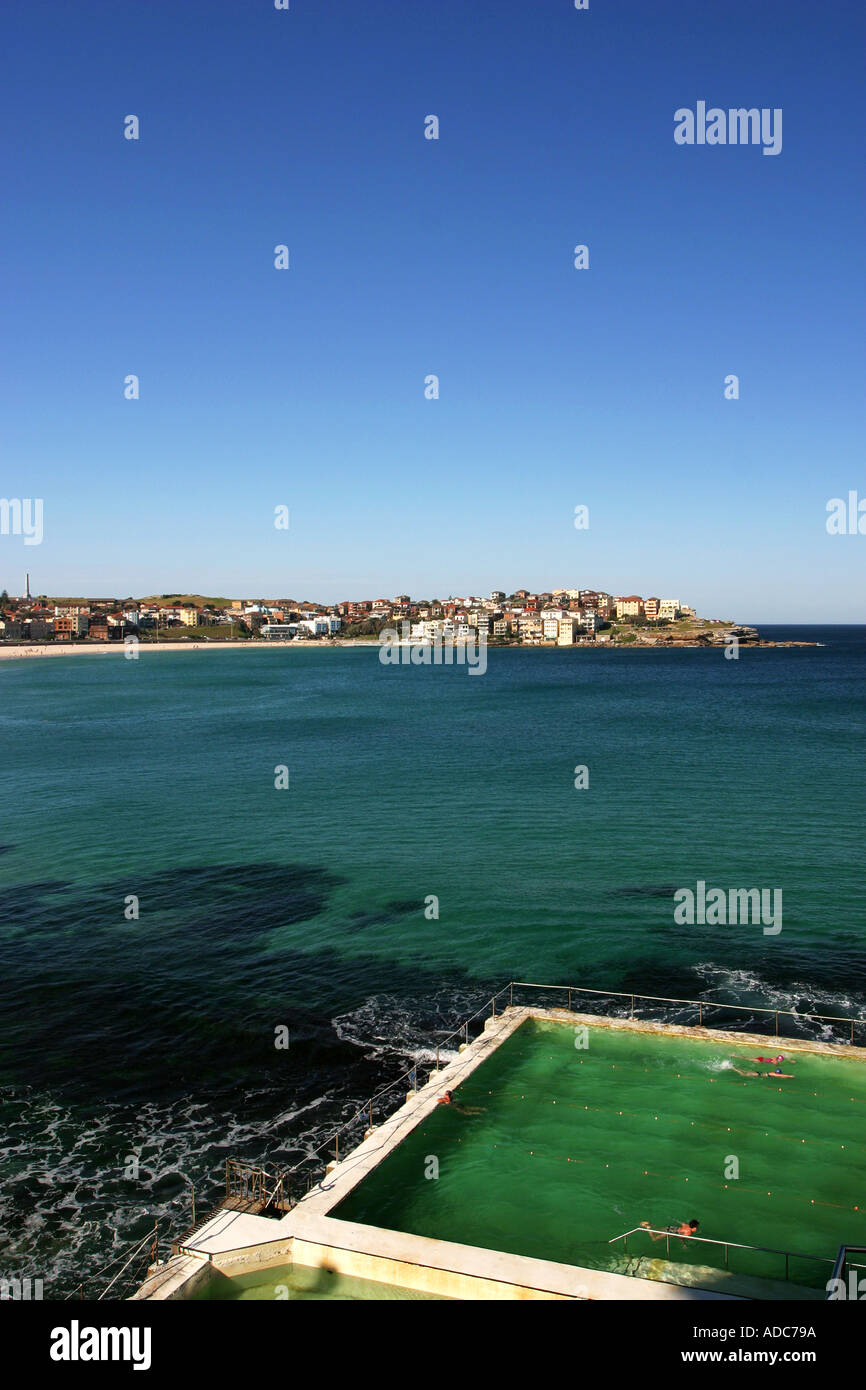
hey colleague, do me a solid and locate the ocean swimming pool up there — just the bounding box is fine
[331,1018,866,1294]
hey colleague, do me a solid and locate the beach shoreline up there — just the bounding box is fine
[0,640,355,659]
[0,637,819,661]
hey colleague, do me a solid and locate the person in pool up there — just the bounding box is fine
[735,1053,791,1065]
[436,1089,486,1114]
[732,1065,794,1078]
[641,1219,700,1248]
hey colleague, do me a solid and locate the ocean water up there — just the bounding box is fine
[0,625,863,1296]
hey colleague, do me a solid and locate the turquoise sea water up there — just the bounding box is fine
[0,625,863,1295]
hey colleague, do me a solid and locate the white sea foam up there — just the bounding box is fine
[332,988,490,1066]
[691,963,863,1042]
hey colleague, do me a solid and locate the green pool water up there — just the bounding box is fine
[196,1263,448,1300]
[333,1019,866,1293]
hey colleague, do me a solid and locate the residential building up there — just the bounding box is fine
[616,596,645,620]
[54,604,90,618]
[596,593,615,619]
[55,614,89,638]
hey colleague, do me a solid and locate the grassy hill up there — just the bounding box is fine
[138,594,237,607]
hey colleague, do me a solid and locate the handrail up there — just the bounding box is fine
[510,981,864,1042]
[275,984,514,1194]
[511,981,861,1029]
[610,1226,866,1285]
[828,1244,866,1298]
[225,1158,285,1211]
[611,1226,832,1265]
[64,1224,159,1300]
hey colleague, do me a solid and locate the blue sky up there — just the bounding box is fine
[1,0,863,618]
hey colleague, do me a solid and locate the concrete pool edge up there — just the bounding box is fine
[134,1006,865,1301]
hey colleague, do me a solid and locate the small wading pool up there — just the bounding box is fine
[332,1018,866,1293]
[196,1263,449,1301]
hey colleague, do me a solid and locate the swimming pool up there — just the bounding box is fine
[332,1018,866,1293]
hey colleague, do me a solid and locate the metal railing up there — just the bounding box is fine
[827,1245,866,1299]
[610,1226,866,1290]
[225,1159,286,1212]
[508,981,865,1046]
[171,1164,287,1257]
[64,1223,160,1300]
[273,985,514,1203]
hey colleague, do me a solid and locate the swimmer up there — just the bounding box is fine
[732,1066,794,1078]
[640,1219,699,1248]
[436,1089,486,1114]
[735,1053,791,1065]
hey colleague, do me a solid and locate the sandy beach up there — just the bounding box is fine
[0,640,368,660]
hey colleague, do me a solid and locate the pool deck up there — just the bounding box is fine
[133,1005,864,1301]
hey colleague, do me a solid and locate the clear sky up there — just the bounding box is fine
[1,0,863,618]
